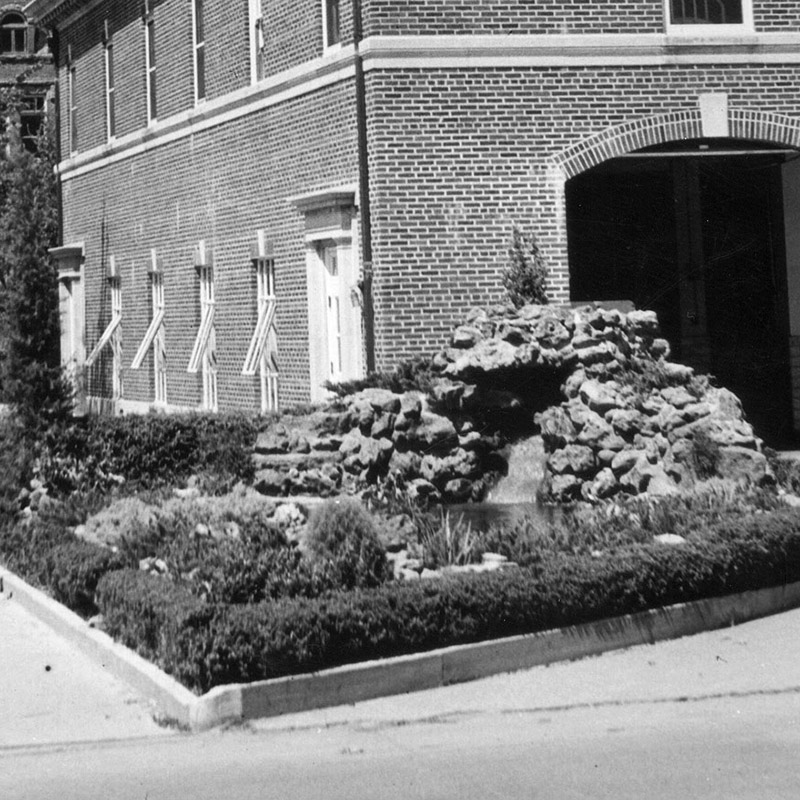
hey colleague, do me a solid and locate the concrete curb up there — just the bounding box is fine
[4,565,800,732]
[1,569,197,728]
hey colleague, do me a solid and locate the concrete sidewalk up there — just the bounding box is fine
[248,603,800,735]
[0,591,175,748]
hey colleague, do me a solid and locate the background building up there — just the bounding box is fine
[23,0,800,445]
[0,4,51,149]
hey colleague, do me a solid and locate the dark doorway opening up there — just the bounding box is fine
[567,140,795,446]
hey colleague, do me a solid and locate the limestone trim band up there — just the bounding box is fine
[56,32,800,183]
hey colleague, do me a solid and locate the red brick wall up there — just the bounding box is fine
[52,1,800,407]
[361,1,800,35]
[361,1,666,36]
[260,0,353,78]
[64,81,358,411]
[365,64,800,367]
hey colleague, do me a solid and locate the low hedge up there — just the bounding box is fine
[38,412,261,494]
[95,508,800,694]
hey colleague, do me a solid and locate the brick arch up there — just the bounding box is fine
[551,108,800,179]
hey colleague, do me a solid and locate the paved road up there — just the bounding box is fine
[4,603,800,799]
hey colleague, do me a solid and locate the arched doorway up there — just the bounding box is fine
[566,138,797,446]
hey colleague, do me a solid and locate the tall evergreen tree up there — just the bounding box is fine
[0,88,67,424]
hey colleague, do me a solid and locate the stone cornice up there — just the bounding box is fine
[23,0,73,27]
[359,32,800,69]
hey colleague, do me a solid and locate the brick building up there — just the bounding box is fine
[0,4,51,150]
[23,0,800,444]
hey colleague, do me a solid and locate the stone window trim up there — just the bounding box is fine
[665,0,754,35]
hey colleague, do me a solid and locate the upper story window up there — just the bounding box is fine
[192,0,205,103]
[0,12,27,54]
[323,0,341,51]
[20,93,45,152]
[249,0,264,83]
[666,0,753,34]
[103,22,115,140]
[67,47,77,153]
[144,3,157,123]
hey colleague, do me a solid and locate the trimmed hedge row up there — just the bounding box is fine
[39,412,261,493]
[96,509,800,694]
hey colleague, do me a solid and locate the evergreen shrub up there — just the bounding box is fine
[305,498,389,589]
[95,509,800,694]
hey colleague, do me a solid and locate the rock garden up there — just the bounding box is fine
[2,302,800,699]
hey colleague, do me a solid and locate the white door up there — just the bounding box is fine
[321,244,343,383]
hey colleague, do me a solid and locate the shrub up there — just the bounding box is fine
[95,508,800,693]
[42,541,124,615]
[95,569,210,669]
[305,498,389,588]
[325,357,436,398]
[502,223,548,308]
[35,412,262,495]
[0,412,36,516]
[81,496,161,550]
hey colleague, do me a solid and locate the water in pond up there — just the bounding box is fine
[447,435,559,531]
[447,500,558,532]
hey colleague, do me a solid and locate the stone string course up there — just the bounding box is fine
[254,303,769,505]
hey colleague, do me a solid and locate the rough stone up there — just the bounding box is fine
[452,325,484,349]
[444,478,473,501]
[370,413,396,439]
[606,408,645,438]
[549,444,594,475]
[580,379,620,415]
[353,388,403,414]
[611,449,640,475]
[654,533,686,545]
[715,446,770,485]
[626,309,660,337]
[549,473,582,501]
[536,406,578,449]
[587,467,619,500]
[645,466,680,496]
[576,412,614,448]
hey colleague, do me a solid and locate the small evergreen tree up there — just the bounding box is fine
[502,223,549,308]
[0,88,68,425]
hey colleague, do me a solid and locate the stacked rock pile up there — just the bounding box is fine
[253,302,769,504]
[253,391,499,502]
[437,303,768,501]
